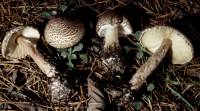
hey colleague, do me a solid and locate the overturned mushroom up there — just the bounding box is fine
[129,26,194,89]
[96,11,133,53]
[2,26,57,77]
[44,17,85,48]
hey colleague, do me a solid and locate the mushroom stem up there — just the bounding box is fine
[104,25,119,51]
[129,38,172,89]
[17,37,57,77]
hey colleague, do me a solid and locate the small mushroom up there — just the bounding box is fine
[96,11,133,52]
[1,26,57,77]
[129,26,194,89]
[44,17,85,48]
[95,11,133,79]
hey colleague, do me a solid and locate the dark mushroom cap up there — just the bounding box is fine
[44,17,85,48]
[96,11,133,37]
[96,11,122,37]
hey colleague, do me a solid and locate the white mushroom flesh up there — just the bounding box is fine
[140,26,193,64]
[1,26,28,59]
[102,24,119,49]
[17,37,57,77]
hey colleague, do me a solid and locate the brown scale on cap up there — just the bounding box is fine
[44,17,85,48]
[96,11,133,53]
[96,11,123,36]
[129,26,194,90]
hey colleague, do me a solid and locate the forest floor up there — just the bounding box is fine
[0,0,200,111]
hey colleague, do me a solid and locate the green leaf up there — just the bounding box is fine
[167,85,193,110]
[68,48,73,55]
[66,60,74,68]
[58,5,68,12]
[134,31,141,40]
[136,51,144,59]
[167,80,181,85]
[71,54,77,60]
[135,42,142,48]
[41,11,52,18]
[73,43,83,53]
[123,46,132,53]
[79,53,88,63]
[147,83,155,92]
[56,48,68,52]
[60,51,68,59]
[142,95,153,110]
[133,101,143,111]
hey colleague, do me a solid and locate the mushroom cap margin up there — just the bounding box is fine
[1,26,40,60]
[139,26,194,64]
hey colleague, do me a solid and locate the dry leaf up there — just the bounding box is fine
[87,79,105,111]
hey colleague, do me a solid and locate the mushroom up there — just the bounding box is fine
[96,11,133,53]
[44,17,85,48]
[44,17,85,101]
[1,26,57,77]
[129,26,194,89]
[95,11,133,78]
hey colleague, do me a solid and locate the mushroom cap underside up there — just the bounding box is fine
[44,18,85,48]
[2,26,40,59]
[96,11,132,37]
[140,26,193,64]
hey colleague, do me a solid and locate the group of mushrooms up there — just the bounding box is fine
[1,10,194,100]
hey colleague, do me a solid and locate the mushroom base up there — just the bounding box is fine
[93,54,125,81]
[49,78,71,103]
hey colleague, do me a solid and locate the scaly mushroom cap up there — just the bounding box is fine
[140,26,193,64]
[96,11,132,37]
[1,26,40,59]
[44,18,85,48]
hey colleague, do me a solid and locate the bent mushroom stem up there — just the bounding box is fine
[17,37,57,77]
[129,38,172,89]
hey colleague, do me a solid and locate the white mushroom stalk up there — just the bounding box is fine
[1,26,57,77]
[129,26,194,90]
[17,37,57,77]
[130,38,171,89]
[103,25,119,50]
